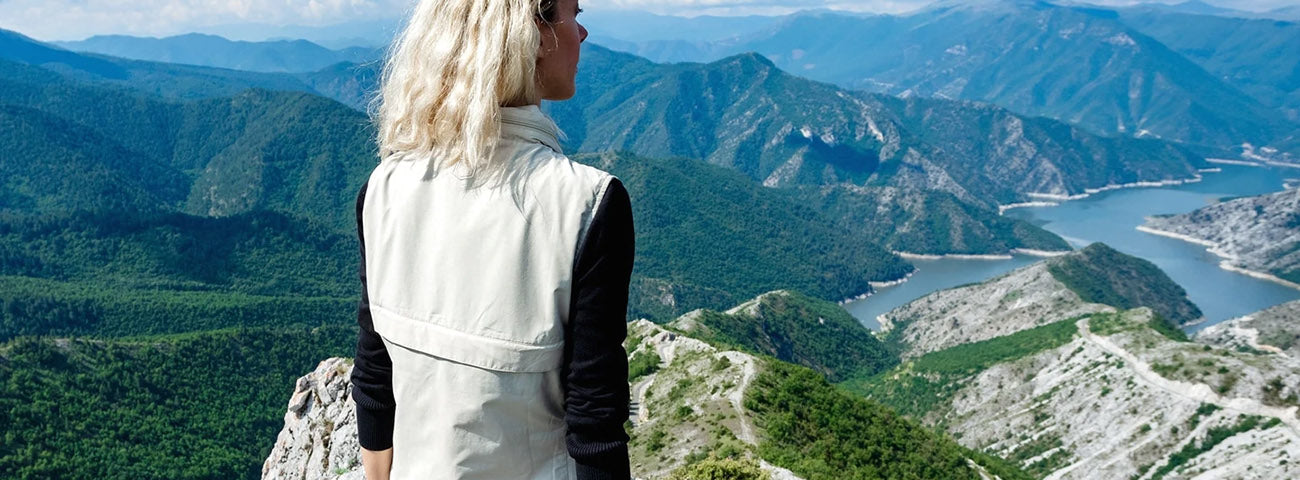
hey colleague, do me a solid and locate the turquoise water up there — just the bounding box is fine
[845,166,1300,331]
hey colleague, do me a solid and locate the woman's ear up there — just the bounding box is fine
[535,18,555,59]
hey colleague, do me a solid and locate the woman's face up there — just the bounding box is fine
[536,0,587,101]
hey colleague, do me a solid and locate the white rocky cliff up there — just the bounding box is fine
[1140,188,1300,287]
[262,357,363,480]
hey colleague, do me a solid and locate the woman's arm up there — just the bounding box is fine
[564,178,635,480]
[361,447,393,480]
[351,183,397,475]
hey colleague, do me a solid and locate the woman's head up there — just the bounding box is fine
[375,0,586,174]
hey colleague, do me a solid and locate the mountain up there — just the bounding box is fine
[582,10,782,44]
[1197,300,1300,356]
[1044,242,1203,324]
[0,104,189,214]
[0,28,315,100]
[795,184,1070,254]
[880,243,1201,360]
[668,290,897,381]
[0,52,925,323]
[1116,10,1300,123]
[55,34,381,73]
[1269,6,1300,21]
[263,44,1212,208]
[197,19,400,49]
[593,3,1293,156]
[1141,188,1300,286]
[553,45,1207,207]
[262,292,1030,480]
[858,307,1300,479]
[851,247,1298,479]
[1113,0,1249,17]
[574,152,912,319]
[0,62,378,231]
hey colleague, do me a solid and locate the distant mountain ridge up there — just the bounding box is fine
[0,28,317,100]
[590,3,1296,158]
[56,33,381,73]
[553,45,1206,207]
[1115,9,1300,122]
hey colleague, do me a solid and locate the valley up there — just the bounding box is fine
[2,2,1299,478]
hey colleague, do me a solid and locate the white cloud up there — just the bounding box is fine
[0,0,412,41]
[4,0,1299,41]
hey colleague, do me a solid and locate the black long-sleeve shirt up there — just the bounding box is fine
[350,179,634,480]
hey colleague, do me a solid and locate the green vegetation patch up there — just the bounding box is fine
[668,455,769,480]
[745,360,1031,480]
[1090,311,1188,343]
[0,276,354,341]
[849,317,1079,418]
[0,326,356,479]
[680,291,898,382]
[1047,243,1202,326]
[908,318,1078,375]
[1149,415,1276,480]
[628,349,662,382]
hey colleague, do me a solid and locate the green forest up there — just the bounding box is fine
[0,327,356,479]
[746,360,1030,480]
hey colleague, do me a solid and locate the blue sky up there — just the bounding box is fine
[2,0,1298,41]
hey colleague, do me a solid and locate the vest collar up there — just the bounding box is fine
[501,105,563,153]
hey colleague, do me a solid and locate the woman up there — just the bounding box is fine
[349,0,633,478]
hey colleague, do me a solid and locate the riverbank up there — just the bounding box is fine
[998,201,1060,214]
[1012,248,1071,257]
[1024,176,1204,202]
[1136,225,1300,291]
[894,251,1012,260]
[999,175,1205,214]
[838,270,918,305]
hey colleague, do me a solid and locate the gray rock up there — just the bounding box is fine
[262,357,363,480]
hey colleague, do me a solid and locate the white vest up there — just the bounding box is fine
[362,105,614,479]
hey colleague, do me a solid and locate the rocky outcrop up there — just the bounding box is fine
[879,262,1113,358]
[624,320,801,480]
[1198,300,1300,357]
[1141,188,1300,287]
[881,243,1204,359]
[262,357,362,480]
[260,322,799,480]
[871,308,1300,480]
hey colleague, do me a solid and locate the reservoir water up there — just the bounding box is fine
[845,165,1300,331]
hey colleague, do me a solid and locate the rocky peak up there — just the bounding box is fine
[262,357,362,480]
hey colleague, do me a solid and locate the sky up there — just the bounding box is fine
[2,0,1298,41]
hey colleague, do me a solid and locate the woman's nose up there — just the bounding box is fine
[578,23,588,43]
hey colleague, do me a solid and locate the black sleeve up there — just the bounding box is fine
[350,182,397,451]
[565,179,635,480]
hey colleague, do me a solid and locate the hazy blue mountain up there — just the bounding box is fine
[1116,10,1300,122]
[590,3,1293,157]
[56,34,381,73]
[1269,6,1300,21]
[0,28,315,100]
[197,19,401,49]
[1110,0,1249,17]
[582,10,782,43]
[549,45,1205,207]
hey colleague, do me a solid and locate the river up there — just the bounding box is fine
[845,165,1300,332]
